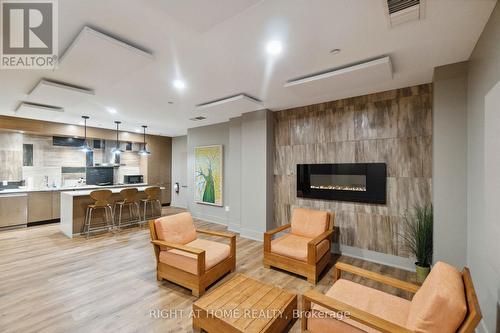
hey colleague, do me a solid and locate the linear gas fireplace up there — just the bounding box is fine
[297,163,387,204]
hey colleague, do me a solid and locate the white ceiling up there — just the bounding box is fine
[0,0,496,136]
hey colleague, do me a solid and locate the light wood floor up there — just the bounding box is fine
[0,207,416,333]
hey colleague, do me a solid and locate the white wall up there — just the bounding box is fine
[187,123,230,225]
[484,81,500,333]
[171,136,188,208]
[227,117,242,232]
[466,3,500,331]
[239,110,274,240]
[184,111,274,239]
[432,62,468,268]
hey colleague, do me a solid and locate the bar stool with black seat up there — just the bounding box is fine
[113,187,140,229]
[140,186,162,222]
[83,189,114,238]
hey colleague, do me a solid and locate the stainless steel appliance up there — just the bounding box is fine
[124,175,143,184]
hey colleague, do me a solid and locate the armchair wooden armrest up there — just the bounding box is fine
[302,290,414,333]
[265,223,291,236]
[196,229,236,258]
[334,262,420,294]
[151,240,206,275]
[264,224,291,252]
[307,230,334,264]
[196,228,236,239]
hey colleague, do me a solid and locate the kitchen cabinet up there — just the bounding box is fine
[0,194,27,228]
[28,192,53,223]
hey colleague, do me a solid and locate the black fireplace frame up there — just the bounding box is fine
[297,163,387,204]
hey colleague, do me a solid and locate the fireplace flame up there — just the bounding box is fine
[310,185,367,192]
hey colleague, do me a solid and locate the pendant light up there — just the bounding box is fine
[111,121,124,154]
[80,116,93,152]
[138,125,151,156]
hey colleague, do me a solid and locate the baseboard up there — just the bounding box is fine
[239,228,263,241]
[227,225,241,233]
[337,245,416,272]
[27,219,60,227]
[190,213,227,226]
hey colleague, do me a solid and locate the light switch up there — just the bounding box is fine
[225,206,230,212]
[2,181,7,186]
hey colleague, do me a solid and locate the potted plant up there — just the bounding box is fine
[402,204,433,283]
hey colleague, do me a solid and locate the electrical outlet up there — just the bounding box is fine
[225,206,230,212]
[2,180,7,186]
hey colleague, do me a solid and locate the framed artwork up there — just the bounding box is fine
[194,145,223,206]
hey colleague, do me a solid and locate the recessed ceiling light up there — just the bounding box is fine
[330,48,341,54]
[266,40,283,56]
[107,107,117,114]
[19,130,25,134]
[173,79,186,90]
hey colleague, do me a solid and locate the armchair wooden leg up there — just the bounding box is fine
[301,295,311,332]
[263,264,271,269]
[307,270,318,284]
[156,272,162,281]
[192,283,204,297]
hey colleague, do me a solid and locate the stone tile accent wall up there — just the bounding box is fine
[273,84,432,257]
[0,132,23,181]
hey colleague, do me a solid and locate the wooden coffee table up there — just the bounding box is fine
[193,274,297,332]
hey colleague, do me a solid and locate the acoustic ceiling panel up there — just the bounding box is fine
[194,94,263,122]
[15,102,65,122]
[28,79,94,107]
[57,26,154,89]
[284,56,393,96]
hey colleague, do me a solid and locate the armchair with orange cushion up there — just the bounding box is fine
[149,212,236,297]
[301,261,482,333]
[263,208,334,284]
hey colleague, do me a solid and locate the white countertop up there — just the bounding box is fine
[0,183,149,195]
[61,185,156,197]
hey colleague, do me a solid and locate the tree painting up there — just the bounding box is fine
[194,145,223,206]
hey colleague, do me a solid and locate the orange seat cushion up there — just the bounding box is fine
[290,208,330,238]
[159,238,230,275]
[407,261,467,333]
[270,233,330,262]
[154,212,197,245]
[308,279,411,333]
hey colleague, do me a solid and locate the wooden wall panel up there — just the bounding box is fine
[273,84,432,258]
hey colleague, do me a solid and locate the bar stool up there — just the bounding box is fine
[140,186,162,222]
[84,189,114,238]
[114,188,140,229]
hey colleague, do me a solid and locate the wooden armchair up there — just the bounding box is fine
[149,212,236,297]
[263,208,334,283]
[302,261,482,333]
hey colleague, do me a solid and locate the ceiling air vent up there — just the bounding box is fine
[385,0,424,27]
[190,116,207,121]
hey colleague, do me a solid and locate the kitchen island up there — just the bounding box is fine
[0,183,151,230]
[60,185,157,238]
